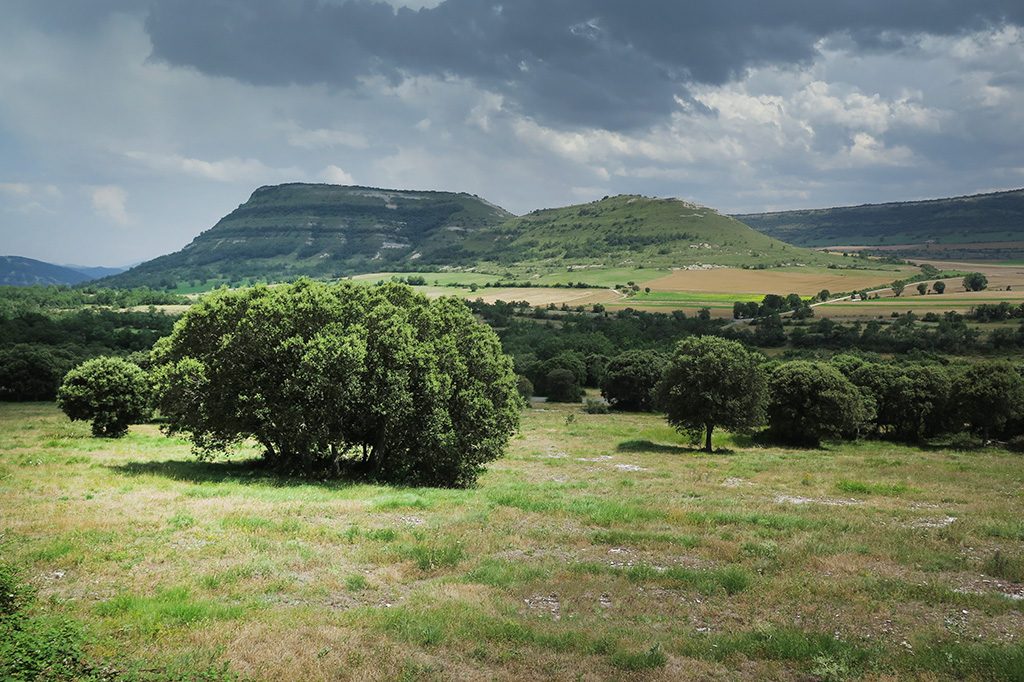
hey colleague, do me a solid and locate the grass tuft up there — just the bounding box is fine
[95,587,245,631]
[836,480,908,496]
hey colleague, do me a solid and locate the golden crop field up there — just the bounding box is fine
[639,266,915,297]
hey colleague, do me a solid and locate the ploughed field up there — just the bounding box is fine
[2,402,1023,680]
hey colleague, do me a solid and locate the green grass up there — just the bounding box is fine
[835,479,909,496]
[3,401,1024,680]
[95,587,246,632]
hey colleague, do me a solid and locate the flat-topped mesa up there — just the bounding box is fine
[101,183,514,288]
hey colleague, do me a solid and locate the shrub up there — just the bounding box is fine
[953,360,1024,440]
[545,368,583,403]
[57,357,150,437]
[583,398,610,414]
[850,363,952,441]
[0,345,75,402]
[516,375,534,403]
[962,272,989,292]
[600,350,667,411]
[765,361,873,447]
[0,562,30,617]
[152,281,520,487]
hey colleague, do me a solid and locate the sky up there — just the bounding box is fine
[2,1,1024,266]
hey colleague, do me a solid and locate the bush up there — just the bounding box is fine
[57,357,150,437]
[600,349,667,411]
[152,280,520,487]
[545,368,583,403]
[764,361,873,447]
[850,363,952,441]
[516,375,534,404]
[963,272,989,292]
[953,361,1024,440]
[583,398,610,414]
[0,563,30,617]
[0,562,89,681]
[0,345,75,402]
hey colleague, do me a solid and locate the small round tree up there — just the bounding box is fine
[953,361,1024,440]
[545,368,583,403]
[57,357,150,437]
[655,336,767,452]
[963,273,989,292]
[601,349,667,411]
[765,361,872,447]
[933,281,946,294]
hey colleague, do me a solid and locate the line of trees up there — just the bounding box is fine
[651,337,1024,450]
[557,337,1024,452]
[732,293,812,320]
[0,309,176,401]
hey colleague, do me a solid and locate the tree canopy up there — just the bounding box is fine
[953,361,1024,440]
[765,361,873,447]
[962,272,989,292]
[57,356,150,437]
[151,280,520,487]
[655,336,767,452]
[600,349,667,411]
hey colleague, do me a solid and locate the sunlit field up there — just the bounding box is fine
[3,402,1023,680]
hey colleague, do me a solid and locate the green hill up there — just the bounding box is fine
[102,186,835,289]
[102,184,513,288]
[734,188,1024,260]
[461,194,832,271]
[1,256,95,286]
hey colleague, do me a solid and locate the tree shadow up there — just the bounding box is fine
[107,458,361,489]
[617,439,713,455]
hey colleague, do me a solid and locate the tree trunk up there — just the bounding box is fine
[704,423,713,453]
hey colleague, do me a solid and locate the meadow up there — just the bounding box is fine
[2,402,1023,680]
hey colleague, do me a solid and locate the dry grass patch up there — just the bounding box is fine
[2,402,1024,680]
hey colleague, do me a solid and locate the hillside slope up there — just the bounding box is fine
[102,186,836,289]
[735,188,1024,260]
[1,256,94,286]
[463,194,833,271]
[103,184,513,288]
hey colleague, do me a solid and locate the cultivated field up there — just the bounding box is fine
[2,403,1023,680]
[816,261,1024,319]
[638,266,915,296]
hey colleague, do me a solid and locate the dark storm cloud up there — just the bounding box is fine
[142,0,1024,130]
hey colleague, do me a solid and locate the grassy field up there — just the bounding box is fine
[2,402,1023,680]
[640,265,915,296]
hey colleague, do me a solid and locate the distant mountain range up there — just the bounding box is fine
[0,256,127,287]
[734,188,1024,260]
[99,183,830,289]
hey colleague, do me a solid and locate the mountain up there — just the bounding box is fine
[102,183,513,288]
[734,188,1024,260]
[63,264,128,279]
[1,256,95,286]
[461,194,831,270]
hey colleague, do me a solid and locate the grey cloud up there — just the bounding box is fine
[143,0,1024,130]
